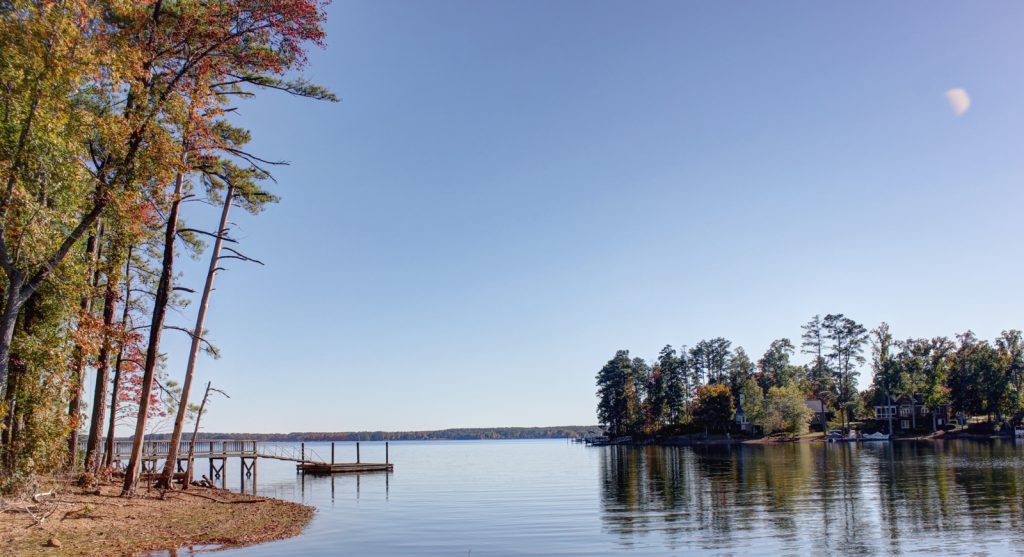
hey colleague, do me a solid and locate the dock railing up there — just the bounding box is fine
[256,442,326,464]
[79,438,258,464]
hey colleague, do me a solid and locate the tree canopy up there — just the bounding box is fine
[0,0,333,494]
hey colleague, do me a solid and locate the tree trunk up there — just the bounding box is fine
[122,173,183,497]
[158,184,234,488]
[67,224,102,469]
[911,394,917,431]
[1,348,21,466]
[103,347,125,469]
[1,293,40,471]
[0,272,26,403]
[184,381,213,490]
[103,247,133,469]
[887,393,894,436]
[84,268,120,471]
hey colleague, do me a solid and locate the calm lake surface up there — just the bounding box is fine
[192,439,1024,556]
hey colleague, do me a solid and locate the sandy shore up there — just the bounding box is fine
[0,479,314,556]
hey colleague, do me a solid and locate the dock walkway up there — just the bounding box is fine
[83,439,393,477]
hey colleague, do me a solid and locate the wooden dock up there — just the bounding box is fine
[292,441,393,475]
[298,462,394,474]
[80,439,394,480]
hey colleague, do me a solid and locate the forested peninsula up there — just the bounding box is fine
[596,313,1024,440]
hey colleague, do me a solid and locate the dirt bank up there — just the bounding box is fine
[0,479,314,556]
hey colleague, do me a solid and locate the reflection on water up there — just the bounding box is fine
[144,439,1024,556]
[599,441,1024,555]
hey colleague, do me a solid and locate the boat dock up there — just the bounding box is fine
[298,462,394,474]
[82,439,394,486]
[294,441,393,475]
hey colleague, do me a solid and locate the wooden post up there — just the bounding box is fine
[331,442,335,464]
[301,442,305,464]
[386,442,389,464]
[356,442,360,463]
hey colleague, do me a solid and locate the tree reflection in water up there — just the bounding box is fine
[599,440,1024,555]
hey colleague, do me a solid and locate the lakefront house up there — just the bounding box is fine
[804,399,828,431]
[874,394,950,431]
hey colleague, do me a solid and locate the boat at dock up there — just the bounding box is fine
[861,432,891,441]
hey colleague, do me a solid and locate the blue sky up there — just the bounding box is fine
[149,1,1024,433]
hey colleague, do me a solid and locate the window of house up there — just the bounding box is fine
[899,406,911,417]
[901,420,910,430]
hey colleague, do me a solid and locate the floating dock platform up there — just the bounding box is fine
[291,441,393,475]
[297,462,394,474]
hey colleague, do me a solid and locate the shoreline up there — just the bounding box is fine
[0,479,314,556]
[593,429,1016,447]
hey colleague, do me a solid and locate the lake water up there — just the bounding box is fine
[183,439,1024,556]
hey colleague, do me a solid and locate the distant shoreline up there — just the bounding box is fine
[141,425,603,442]
[592,429,1014,447]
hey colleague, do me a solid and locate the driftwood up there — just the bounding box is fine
[2,493,57,524]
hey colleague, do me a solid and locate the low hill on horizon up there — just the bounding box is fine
[147,425,603,442]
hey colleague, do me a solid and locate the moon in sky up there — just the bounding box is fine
[945,88,970,117]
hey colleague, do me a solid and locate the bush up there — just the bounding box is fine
[967,422,996,435]
[656,422,702,437]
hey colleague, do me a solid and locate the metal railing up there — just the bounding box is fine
[256,442,326,464]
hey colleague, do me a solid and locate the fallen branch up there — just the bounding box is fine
[60,508,104,521]
[170,490,267,504]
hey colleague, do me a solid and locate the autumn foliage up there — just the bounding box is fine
[0,0,333,492]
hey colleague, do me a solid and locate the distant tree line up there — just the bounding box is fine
[596,314,1024,436]
[148,426,602,442]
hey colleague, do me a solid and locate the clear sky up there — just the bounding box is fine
[148,0,1024,433]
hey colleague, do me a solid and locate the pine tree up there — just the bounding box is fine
[596,350,634,436]
[822,314,867,432]
[801,315,833,417]
[726,347,755,400]
[870,323,899,434]
[758,338,797,390]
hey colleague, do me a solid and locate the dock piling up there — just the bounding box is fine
[331,442,335,464]
[356,442,360,463]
